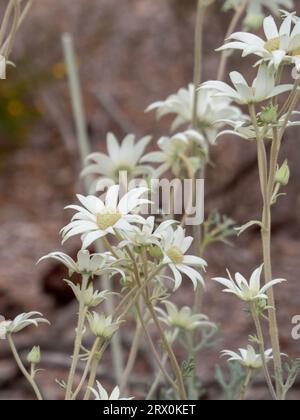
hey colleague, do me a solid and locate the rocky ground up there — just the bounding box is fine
[0,0,300,400]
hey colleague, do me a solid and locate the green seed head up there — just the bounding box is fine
[275,160,290,186]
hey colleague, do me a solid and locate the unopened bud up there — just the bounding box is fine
[275,160,290,186]
[259,104,278,125]
[27,346,41,364]
[148,245,163,259]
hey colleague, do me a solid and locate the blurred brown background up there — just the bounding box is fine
[0,0,300,400]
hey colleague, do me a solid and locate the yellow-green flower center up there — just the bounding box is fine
[96,211,121,231]
[288,47,300,57]
[264,37,280,52]
[167,246,184,264]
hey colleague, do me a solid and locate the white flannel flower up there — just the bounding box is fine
[87,312,123,339]
[161,226,207,290]
[81,133,152,192]
[157,301,214,332]
[216,119,259,140]
[64,282,113,308]
[223,1,294,29]
[218,14,300,70]
[146,84,241,144]
[0,316,12,340]
[39,250,121,278]
[118,216,177,249]
[222,345,273,369]
[141,130,205,177]
[201,65,293,105]
[61,185,150,249]
[3,312,49,336]
[213,264,286,302]
[217,111,300,140]
[90,381,133,400]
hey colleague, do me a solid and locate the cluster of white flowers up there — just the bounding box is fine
[146,84,242,145]
[55,185,207,292]
[4,0,298,401]
[219,13,300,72]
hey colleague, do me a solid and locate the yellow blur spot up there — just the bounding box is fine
[7,100,24,117]
[51,61,66,79]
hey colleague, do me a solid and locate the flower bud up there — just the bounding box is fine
[259,104,278,125]
[27,346,41,364]
[148,245,163,259]
[243,14,264,30]
[275,160,290,186]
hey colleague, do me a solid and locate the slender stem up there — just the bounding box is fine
[144,295,187,400]
[191,1,208,318]
[192,0,206,129]
[71,338,101,400]
[113,286,138,318]
[268,128,281,201]
[65,275,89,400]
[145,330,178,400]
[249,104,282,396]
[125,245,141,286]
[250,303,277,400]
[0,0,14,48]
[120,319,143,394]
[115,265,164,320]
[279,79,300,121]
[217,0,248,81]
[83,359,98,400]
[7,334,43,401]
[83,344,107,400]
[130,252,186,399]
[146,352,169,400]
[179,153,195,227]
[102,236,120,259]
[0,1,33,58]
[30,363,35,379]
[191,0,206,250]
[279,81,300,139]
[135,303,177,392]
[238,368,252,401]
[3,0,20,59]
[62,33,90,168]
